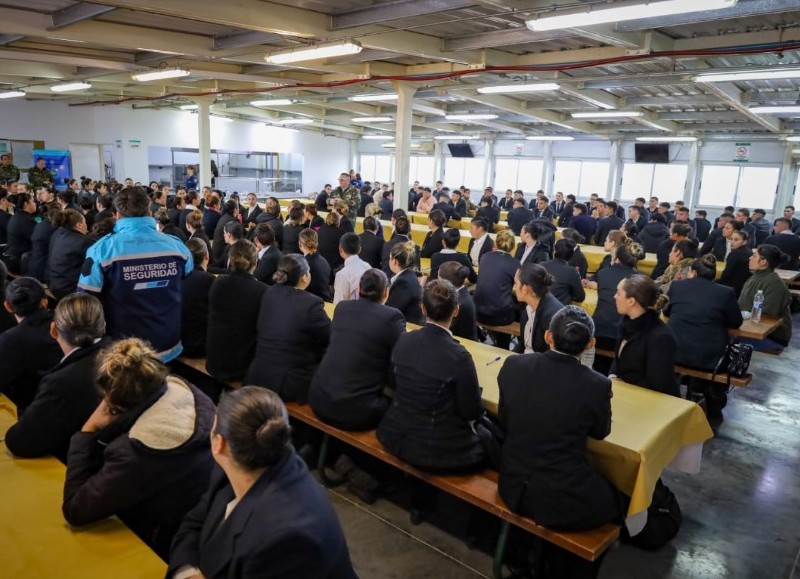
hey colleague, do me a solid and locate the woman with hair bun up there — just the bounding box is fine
[611,274,679,397]
[62,337,215,560]
[542,238,585,306]
[474,229,520,349]
[386,240,424,324]
[48,208,91,299]
[246,254,331,403]
[514,263,565,354]
[438,261,477,341]
[738,244,792,350]
[168,387,357,579]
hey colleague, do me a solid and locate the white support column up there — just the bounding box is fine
[542,140,554,197]
[484,138,495,190]
[776,142,799,216]
[392,81,416,213]
[684,140,702,209]
[608,140,622,201]
[195,97,213,191]
[349,139,359,174]
[433,140,444,183]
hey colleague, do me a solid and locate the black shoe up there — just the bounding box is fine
[346,466,380,493]
[297,443,317,470]
[347,482,376,505]
[410,508,425,525]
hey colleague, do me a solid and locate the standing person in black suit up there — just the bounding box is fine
[211,200,238,266]
[381,215,414,276]
[513,263,565,354]
[467,217,494,267]
[0,278,62,413]
[310,269,405,430]
[241,192,262,230]
[180,239,214,359]
[474,230,520,350]
[315,184,332,212]
[542,239,586,306]
[282,206,304,255]
[378,190,394,219]
[378,279,487,471]
[168,387,357,579]
[610,275,679,397]
[438,262,478,341]
[421,209,446,259]
[387,241,424,324]
[252,223,283,285]
[185,209,211,255]
[299,228,332,302]
[764,218,800,269]
[718,230,751,297]
[429,228,477,283]
[358,216,384,269]
[246,254,331,403]
[4,293,106,462]
[206,240,267,382]
[506,197,533,236]
[498,306,625,578]
[318,211,345,277]
[515,222,550,265]
[594,200,624,246]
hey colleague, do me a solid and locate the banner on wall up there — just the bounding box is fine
[32,149,71,190]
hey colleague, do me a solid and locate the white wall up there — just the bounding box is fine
[0,99,350,194]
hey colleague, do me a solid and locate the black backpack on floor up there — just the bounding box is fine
[624,479,683,551]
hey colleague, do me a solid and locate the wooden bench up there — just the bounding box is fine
[480,321,521,337]
[174,357,243,389]
[285,402,619,578]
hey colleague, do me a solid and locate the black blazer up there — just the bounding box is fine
[211,213,236,266]
[254,245,282,285]
[429,251,477,284]
[514,243,549,266]
[358,231,384,268]
[254,213,284,250]
[381,233,412,276]
[168,455,357,579]
[764,233,800,269]
[5,212,36,272]
[666,277,743,371]
[241,204,263,227]
[318,224,344,277]
[420,228,444,259]
[593,264,637,340]
[245,284,331,403]
[0,310,62,413]
[5,338,106,462]
[569,247,589,279]
[283,223,303,255]
[506,206,533,236]
[386,269,424,324]
[181,267,215,358]
[594,215,624,246]
[27,219,55,282]
[514,292,564,354]
[305,251,332,302]
[188,230,212,256]
[377,324,485,470]
[694,218,712,242]
[162,223,187,243]
[453,198,468,220]
[701,228,727,261]
[476,205,500,226]
[309,299,406,430]
[467,235,494,267]
[542,258,585,305]
[650,238,674,279]
[450,286,478,342]
[474,251,519,325]
[498,350,619,531]
[609,309,679,397]
[718,245,752,297]
[48,228,92,299]
[206,271,267,381]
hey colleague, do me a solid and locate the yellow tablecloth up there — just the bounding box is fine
[578,288,597,315]
[0,397,166,578]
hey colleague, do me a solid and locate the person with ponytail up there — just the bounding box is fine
[610,274,679,396]
[168,387,357,579]
[474,229,519,349]
[438,261,478,341]
[386,240,424,324]
[246,254,331,403]
[62,337,215,560]
[514,263,565,354]
[47,208,91,299]
[542,238,586,305]
[738,244,793,350]
[3,192,37,273]
[654,238,698,295]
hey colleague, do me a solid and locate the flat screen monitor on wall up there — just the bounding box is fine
[635,143,669,163]
[448,143,474,158]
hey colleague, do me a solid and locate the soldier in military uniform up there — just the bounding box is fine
[328,172,360,221]
[0,154,20,185]
[27,157,53,189]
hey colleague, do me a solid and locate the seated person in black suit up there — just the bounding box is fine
[333,199,355,234]
[474,230,519,350]
[245,254,331,403]
[498,306,625,576]
[155,207,187,242]
[282,206,305,255]
[542,239,586,306]
[561,228,589,279]
[718,229,752,297]
[168,387,357,579]
[451,190,468,220]
[386,241,424,324]
[651,222,690,279]
[506,197,533,236]
[253,222,283,285]
[514,263,565,354]
[5,293,106,461]
[468,217,494,267]
[764,217,800,270]
[299,228,333,302]
[0,277,62,412]
[206,240,267,382]
[438,261,478,341]
[310,269,405,431]
[359,215,385,269]
[476,197,500,228]
[181,239,214,358]
[433,193,455,222]
[515,221,550,265]
[378,279,487,471]
[421,209,446,259]
[429,228,477,283]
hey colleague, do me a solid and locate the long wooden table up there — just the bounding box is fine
[0,396,166,578]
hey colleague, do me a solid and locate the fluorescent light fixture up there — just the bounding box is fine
[636,136,697,142]
[748,106,800,115]
[382,142,421,149]
[525,135,575,141]
[0,90,25,99]
[265,41,362,65]
[694,69,800,83]
[351,116,393,123]
[131,68,190,82]
[444,113,499,121]
[477,83,560,94]
[250,99,294,106]
[50,82,91,92]
[179,103,198,110]
[362,135,394,140]
[212,115,233,123]
[434,135,480,140]
[571,111,643,118]
[786,136,800,142]
[278,118,314,125]
[348,94,398,102]
[527,0,736,31]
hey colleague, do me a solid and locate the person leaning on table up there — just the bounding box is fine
[168,387,357,579]
[62,338,215,560]
[738,244,793,351]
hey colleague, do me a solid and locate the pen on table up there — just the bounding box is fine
[486,356,501,366]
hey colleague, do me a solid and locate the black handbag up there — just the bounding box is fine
[623,479,682,551]
[712,341,753,389]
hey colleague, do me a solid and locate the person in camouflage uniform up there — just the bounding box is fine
[0,154,20,185]
[328,172,360,221]
[27,157,53,189]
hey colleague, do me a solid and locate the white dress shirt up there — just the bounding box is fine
[333,254,371,304]
[470,234,489,266]
[523,304,536,353]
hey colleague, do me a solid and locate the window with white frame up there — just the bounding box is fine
[553,160,610,199]
[409,155,435,186]
[620,162,688,202]
[698,164,780,208]
[444,157,486,190]
[495,158,544,193]
[793,170,800,208]
[359,154,393,184]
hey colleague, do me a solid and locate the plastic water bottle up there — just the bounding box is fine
[752,290,764,323]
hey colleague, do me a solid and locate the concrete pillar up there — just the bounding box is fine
[433,140,444,183]
[608,140,622,200]
[392,81,416,212]
[776,142,799,216]
[685,140,701,208]
[542,140,554,196]
[484,138,495,190]
[349,139,359,174]
[195,97,213,190]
